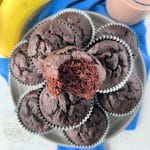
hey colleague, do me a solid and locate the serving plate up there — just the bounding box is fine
[9,11,146,147]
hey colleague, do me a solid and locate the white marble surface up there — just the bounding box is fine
[0,16,150,150]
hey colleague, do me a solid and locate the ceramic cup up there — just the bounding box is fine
[106,0,150,25]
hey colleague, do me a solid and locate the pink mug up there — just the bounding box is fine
[106,0,150,25]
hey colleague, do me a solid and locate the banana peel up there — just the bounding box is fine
[0,0,49,57]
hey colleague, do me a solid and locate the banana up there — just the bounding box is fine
[0,0,49,57]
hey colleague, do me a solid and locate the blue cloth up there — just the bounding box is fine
[126,111,140,130]
[0,0,149,149]
[0,58,9,81]
[58,144,104,150]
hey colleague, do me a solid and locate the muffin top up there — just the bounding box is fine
[39,87,91,127]
[65,106,108,146]
[96,75,142,115]
[28,20,82,72]
[10,42,43,84]
[56,11,93,46]
[88,40,129,90]
[18,90,49,133]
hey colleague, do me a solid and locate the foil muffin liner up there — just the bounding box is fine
[96,74,143,117]
[53,8,96,48]
[17,88,52,134]
[37,85,94,131]
[96,22,139,59]
[9,40,45,88]
[63,106,110,148]
[87,35,134,93]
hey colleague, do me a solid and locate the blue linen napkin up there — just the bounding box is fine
[57,144,105,150]
[0,0,149,149]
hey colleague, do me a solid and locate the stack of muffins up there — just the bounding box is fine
[10,8,143,147]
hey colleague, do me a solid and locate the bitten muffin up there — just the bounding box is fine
[56,9,93,46]
[18,90,50,133]
[88,39,129,91]
[44,46,106,100]
[65,105,108,146]
[96,74,142,115]
[39,87,92,128]
[96,23,138,57]
[10,42,43,84]
[28,20,82,72]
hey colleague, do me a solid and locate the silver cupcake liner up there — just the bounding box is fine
[63,107,110,148]
[96,74,143,117]
[17,88,52,135]
[88,35,134,93]
[37,85,94,131]
[53,8,96,48]
[96,22,139,59]
[9,40,45,88]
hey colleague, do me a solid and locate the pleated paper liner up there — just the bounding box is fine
[96,22,139,59]
[53,8,96,48]
[17,88,52,134]
[96,73,143,117]
[37,85,94,131]
[9,40,45,88]
[63,105,110,148]
[87,35,134,93]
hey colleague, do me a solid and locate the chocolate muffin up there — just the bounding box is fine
[10,42,43,84]
[56,9,93,46]
[96,23,138,57]
[18,90,50,133]
[96,75,142,115]
[65,106,108,146]
[39,87,92,128]
[44,46,106,100]
[28,20,82,72]
[88,39,129,91]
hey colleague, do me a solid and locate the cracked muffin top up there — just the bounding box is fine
[96,75,142,114]
[56,11,93,47]
[65,105,108,146]
[18,90,50,133]
[88,40,129,90]
[39,87,91,127]
[10,42,43,84]
[28,20,83,72]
